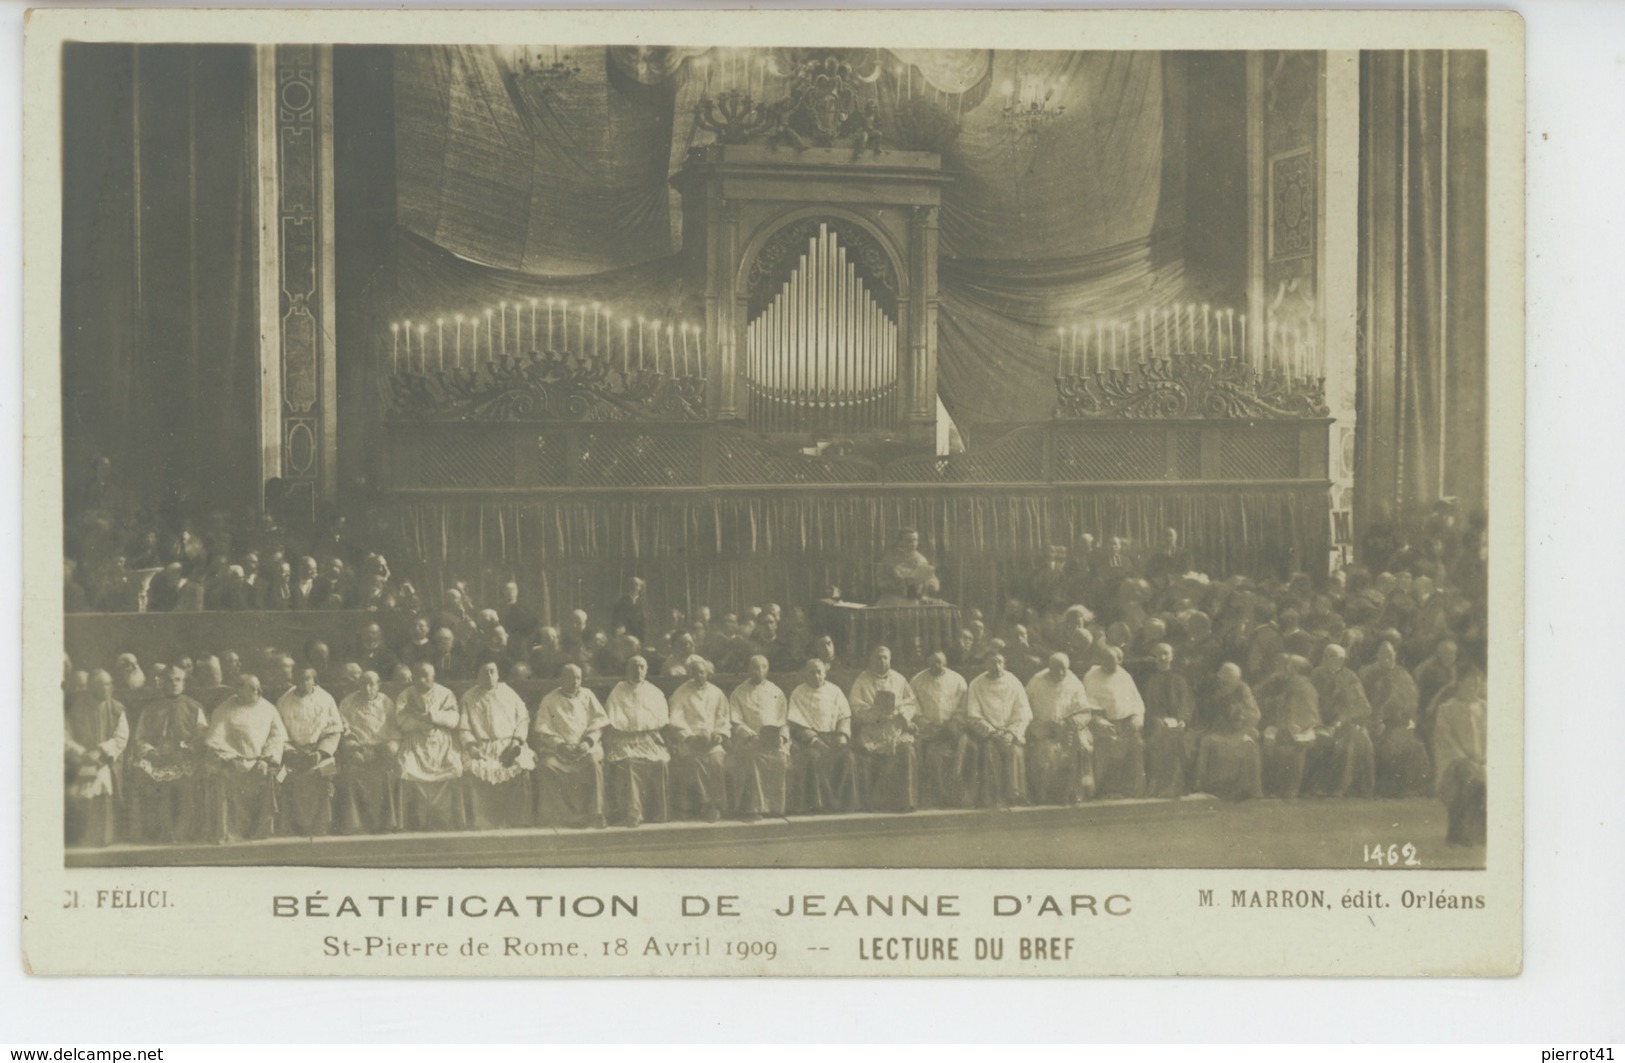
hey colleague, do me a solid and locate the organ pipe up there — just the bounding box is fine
[745,223,898,434]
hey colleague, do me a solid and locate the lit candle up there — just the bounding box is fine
[1240,313,1249,370]
[592,302,601,357]
[1202,304,1211,355]
[391,323,400,373]
[454,314,464,366]
[666,325,675,374]
[578,304,587,357]
[621,319,632,371]
[437,317,445,366]
[469,319,478,369]
[499,301,508,355]
[546,298,556,350]
[484,309,494,361]
[529,298,538,352]
[403,320,412,367]
[1056,327,1066,377]
[1094,321,1105,374]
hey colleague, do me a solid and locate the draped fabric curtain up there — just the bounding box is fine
[60,44,259,513]
[385,46,1187,425]
[382,489,1325,622]
[1356,51,1488,534]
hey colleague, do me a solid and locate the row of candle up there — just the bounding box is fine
[694,52,773,98]
[1052,303,1325,381]
[388,299,701,378]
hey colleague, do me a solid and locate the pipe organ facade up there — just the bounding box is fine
[674,143,947,448]
[745,223,899,434]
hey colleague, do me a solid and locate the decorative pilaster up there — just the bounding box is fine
[909,205,940,427]
[255,44,338,511]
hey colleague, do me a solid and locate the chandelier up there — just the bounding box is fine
[1000,73,1067,135]
[511,45,581,92]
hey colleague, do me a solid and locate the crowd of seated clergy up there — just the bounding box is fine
[64,508,1489,849]
[63,457,423,615]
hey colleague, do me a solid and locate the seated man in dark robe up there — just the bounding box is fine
[874,529,942,606]
[610,577,651,642]
[531,664,609,829]
[498,580,541,648]
[1141,643,1198,798]
[1432,666,1487,846]
[126,664,209,843]
[528,626,568,681]
[354,622,398,679]
[1361,640,1430,797]
[1257,654,1323,799]
[1194,663,1262,801]
[787,658,858,814]
[1412,637,1460,745]
[426,626,472,683]
[1027,544,1074,617]
[201,674,286,843]
[1143,527,1193,586]
[1307,644,1376,797]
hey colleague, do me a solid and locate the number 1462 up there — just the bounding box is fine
[1363,843,1420,866]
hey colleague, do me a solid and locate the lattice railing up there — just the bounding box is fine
[392,419,1328,491]
[1051,431,1168,482]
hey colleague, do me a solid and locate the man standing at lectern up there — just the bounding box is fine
[875,529,941,605]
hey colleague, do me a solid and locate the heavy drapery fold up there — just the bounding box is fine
[383,488,1325,618]
[386,47,1188,425]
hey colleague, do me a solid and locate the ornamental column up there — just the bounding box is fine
[254,44,339,512]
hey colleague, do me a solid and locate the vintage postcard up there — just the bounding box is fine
[20,7,1524,976]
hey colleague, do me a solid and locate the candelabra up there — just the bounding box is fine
[1052,354,1327,421]
[384,346,708,424]
[1000,74,1067,135]
[512,46,581,94]
[696,89,770,144]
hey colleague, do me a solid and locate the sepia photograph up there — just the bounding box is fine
[19,7,1525,978]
